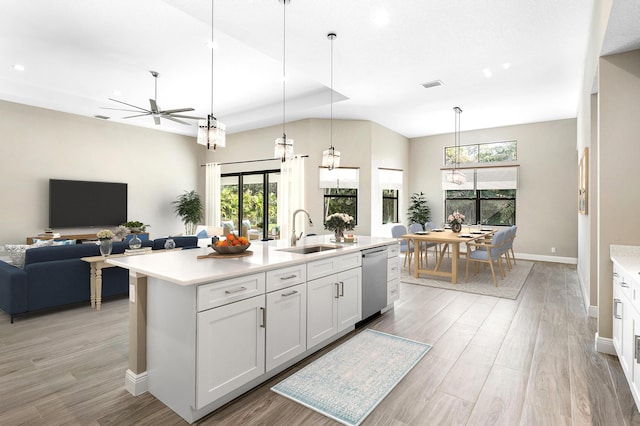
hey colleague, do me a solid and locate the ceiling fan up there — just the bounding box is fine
[103,71,201,125]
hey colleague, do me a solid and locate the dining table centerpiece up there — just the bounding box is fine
[447,211,465,233]
[96,229,114,256]
[324,212,355,242]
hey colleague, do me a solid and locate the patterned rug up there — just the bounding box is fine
[271,329,431,426]
[400,255,533,299]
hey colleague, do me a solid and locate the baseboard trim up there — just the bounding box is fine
[589,305,598,318]
[595,333,616,355]
[125,369,148,396]
[516,253,577,265]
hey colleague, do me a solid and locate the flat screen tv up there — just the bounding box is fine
[49,179,127,228]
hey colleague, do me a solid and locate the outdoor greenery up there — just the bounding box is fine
[445,189,516,226]
[382,189,398,224]
[445,140,517,165]
[172,190,203,235]
[219,181,278,235]
[407,192,431,225]
[324,188,357,223]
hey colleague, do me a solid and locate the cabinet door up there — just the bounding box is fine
[196,295,265,409]
[337,267,362,332]
[613,282,623,357]
[266,283,307,371]
[307,274,339,348]
[622,296,635,379]
[632,311,640,403]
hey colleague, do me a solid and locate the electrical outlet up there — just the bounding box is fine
[551,247,557,253]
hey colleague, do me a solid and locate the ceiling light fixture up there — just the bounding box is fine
[322,32,340,171]
[421,80,444,89]
[483,68,493,78]
[197,0,226,151]
[13,64,25,71]
[447,106,467,185]
[274,0,294,162]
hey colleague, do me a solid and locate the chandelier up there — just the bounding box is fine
[321,33,340,170]
[447,106,466,185]
[274,0,294,162]
[197,0,226,151]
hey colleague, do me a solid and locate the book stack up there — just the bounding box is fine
[37,232,61,238]
[125,247,152,255]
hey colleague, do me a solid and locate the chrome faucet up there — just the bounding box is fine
[291,209,313,246]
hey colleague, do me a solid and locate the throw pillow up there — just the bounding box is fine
[52,239,76,246]
[4,239,54,269]
[196,229,208,239]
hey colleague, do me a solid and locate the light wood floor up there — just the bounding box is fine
[1,262,639,425]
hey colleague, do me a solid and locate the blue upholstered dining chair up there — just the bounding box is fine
[464,228,508,286]
[391,224,413,269]
[501,225,517,270]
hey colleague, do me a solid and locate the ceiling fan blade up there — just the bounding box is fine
[123,113,152,119]
[161,115,191,125]
[169,114,204,120]
[108,98,150,112]
[153,115,161,125]
[149,99,159,114]
[101,106,149,113]
[161,107,195,114]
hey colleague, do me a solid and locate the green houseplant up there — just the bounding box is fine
[407,192,431,225]
[173,190,203,236]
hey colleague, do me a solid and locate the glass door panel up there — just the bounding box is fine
[220,176,239,235]
[267,173,279,239]
[242,174,264,240]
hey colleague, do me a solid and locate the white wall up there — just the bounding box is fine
[0,100,202,244]
[409,119,578,261]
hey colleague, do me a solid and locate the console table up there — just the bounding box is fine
[27,232,150,244]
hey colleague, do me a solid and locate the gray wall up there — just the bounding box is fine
[0,100,202,244]
[409,119,578,261]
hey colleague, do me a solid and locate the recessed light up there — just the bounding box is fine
[483,68,493,78]
[372,10,389,26]
[112,90,122,97]
[13,64,25,71]
[502,63,511,70]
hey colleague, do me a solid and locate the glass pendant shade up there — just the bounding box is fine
[447,169,467,185]
[322,146,341,170]
[274,136,294,161]
[197,115,226,150]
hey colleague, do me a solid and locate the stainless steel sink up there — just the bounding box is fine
[278,244,342,254]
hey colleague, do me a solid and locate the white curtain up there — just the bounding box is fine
[476,166,518,189]
[278,156,306,243]
[205,162,221,227]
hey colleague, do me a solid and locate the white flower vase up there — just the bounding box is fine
[99,239,113,256]
[129,234,142,249]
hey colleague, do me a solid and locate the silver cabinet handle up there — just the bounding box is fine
[280,274,297,280]
[614,299,622,319]
[260,307,266,328]
[282,290,298,297]
[636,335,640,362]
[335,282,340,299]
[621,281,629,288]
[225,286,247,294]
[339,281,344,297]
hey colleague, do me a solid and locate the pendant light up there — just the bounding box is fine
[274,0,294,162]
[321,32,341,170]
[197,0,226,151]
[447,106,467,185]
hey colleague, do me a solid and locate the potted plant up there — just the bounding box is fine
[173,190,203,235]
[407,192,431,225]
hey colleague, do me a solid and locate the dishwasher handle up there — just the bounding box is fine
[362,247,388,258]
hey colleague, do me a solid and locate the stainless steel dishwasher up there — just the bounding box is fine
[361,246,389,320]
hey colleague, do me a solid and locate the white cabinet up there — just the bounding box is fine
[265,282,307,371]
[307,254,362,349]
[196,294,265,409]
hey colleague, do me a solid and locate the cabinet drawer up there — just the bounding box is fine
[387,257,400,281]
[307,257,338,281]
[614,265,633,302]
[387,278,400,304]
[337,252,362,272]
[266,264,307,292]
[197,273,266,312]
[387,244,399,258]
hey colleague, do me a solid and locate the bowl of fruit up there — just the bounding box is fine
[211,234,251,254]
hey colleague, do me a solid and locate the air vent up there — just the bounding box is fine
[421,80,444,89]
[94,115,110,120]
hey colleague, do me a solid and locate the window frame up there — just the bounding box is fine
[381,189,399,224]
[323,188,358,225]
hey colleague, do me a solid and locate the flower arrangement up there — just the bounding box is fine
[447,211,465,225]
[96,229,114,240]
[324,213,356,233]
[114,225,128,241]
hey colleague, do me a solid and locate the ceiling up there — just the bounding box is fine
[0,0,635,139]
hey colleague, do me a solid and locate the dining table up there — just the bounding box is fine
[400,228,496,284]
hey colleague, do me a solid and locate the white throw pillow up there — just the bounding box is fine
[4,239,54,269]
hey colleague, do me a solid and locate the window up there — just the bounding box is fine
[382,189,398,224]
[445,189,516,226]
[445,140,517,165]
[319,167,359,223]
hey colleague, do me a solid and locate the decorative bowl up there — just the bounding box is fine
[211,243,251,255]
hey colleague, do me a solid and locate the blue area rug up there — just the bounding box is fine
[271,329,431,426]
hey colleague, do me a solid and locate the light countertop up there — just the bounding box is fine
[611,245,640,282]
[106,235,397,286]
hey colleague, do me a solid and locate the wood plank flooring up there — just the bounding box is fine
[0,262,638,425]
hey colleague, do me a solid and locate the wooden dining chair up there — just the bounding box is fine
[464,229,508,286]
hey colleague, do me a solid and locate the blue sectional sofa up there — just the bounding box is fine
[0,236,198,322]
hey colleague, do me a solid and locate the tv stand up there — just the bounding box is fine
[26,232,149,245]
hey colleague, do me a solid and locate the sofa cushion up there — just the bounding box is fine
[24,243,100,266]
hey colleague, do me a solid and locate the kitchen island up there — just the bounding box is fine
[107,235,399,423]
